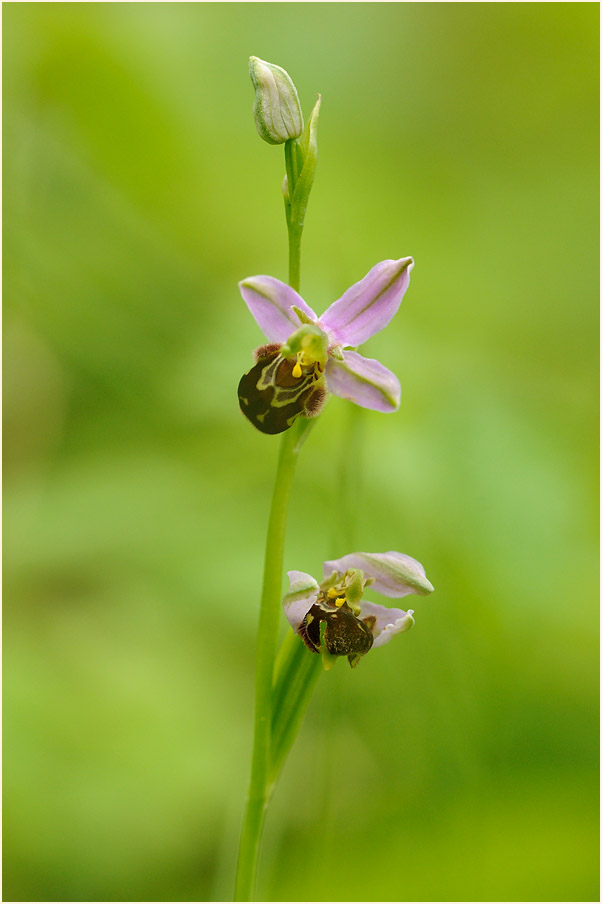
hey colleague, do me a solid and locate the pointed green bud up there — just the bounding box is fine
[249,56,304,145]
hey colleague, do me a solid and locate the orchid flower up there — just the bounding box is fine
[238,257,413,433]
[282,550,434,669]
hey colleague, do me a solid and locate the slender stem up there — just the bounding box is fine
[287,224,302,292]
[235,133,314,901]
[284,139,298,195]
[284,139,302,292]
[234,422,303,901]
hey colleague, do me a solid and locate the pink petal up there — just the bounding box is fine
[325,352,401,413]
[358,600,415,648]
[322,552,434,597]
[282,570,319,630]
[239,276,318,343]
[320,258,413,347]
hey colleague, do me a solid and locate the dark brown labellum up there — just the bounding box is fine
[238,349,324,435]
[299,601,374,664]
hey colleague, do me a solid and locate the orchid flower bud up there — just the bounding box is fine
[249,56,304,145]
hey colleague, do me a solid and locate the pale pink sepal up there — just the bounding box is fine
[282,570,319,630]
[323,551,434,597]
[239,276,318,343]
[325,352,401,412]
[320,258,413,347]
[359,600,415,648]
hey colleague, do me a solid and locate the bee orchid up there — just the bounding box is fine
[238,257,413,433]
[282,550,434,669]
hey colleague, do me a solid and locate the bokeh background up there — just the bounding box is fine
[3,3,599,902]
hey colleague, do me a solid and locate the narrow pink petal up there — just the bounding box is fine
[358,600,415,648]
[325,352,401,413]
[239,276,318,343]
[320,258,413,346]
[282,570,319,630]
[323,552,434,597]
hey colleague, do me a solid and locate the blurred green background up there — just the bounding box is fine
[3,3,599,902]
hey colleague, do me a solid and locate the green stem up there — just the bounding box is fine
[287,224,302,293]
[284,138,299,192]
[234,424,300,901]
[234,417,315,901]
[284,139,302,292]
[235,135,313,901]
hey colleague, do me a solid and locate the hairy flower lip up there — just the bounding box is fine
[239,257,413,414]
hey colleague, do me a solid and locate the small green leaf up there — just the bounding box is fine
[290,95,321,228]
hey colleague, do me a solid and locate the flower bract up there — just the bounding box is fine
[238,258,413,434]
[282,550,433,669]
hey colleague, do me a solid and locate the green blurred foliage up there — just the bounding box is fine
[3,3,599,901]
